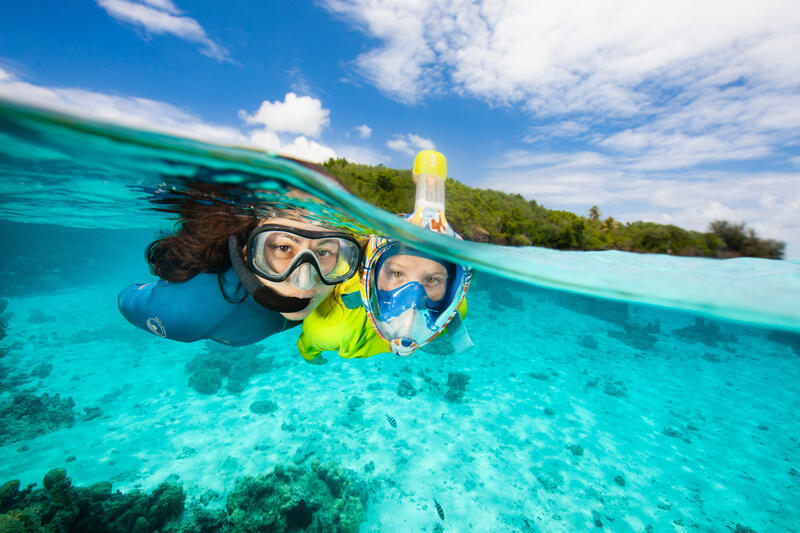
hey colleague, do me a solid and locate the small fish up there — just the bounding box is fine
[385,412,397,428]
[433,497,445,521]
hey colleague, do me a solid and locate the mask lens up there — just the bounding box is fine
[365,240,469,355]
[248,227,360,284]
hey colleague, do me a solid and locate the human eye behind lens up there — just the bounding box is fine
[390,270,405,278]
[315,246,338,257]
[268,243,294,254]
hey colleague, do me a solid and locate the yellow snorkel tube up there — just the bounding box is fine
[409,150,451,234]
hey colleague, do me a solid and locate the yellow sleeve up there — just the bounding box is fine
[297,328,323,361]
[296,291,342,361]
[297,277,391,360]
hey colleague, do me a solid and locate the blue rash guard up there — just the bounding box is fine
[118,267,299,346]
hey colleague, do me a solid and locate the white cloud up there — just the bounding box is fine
[324,1,800,111]
[386,133,434,155]
[323,0,800,169]
[96,0,229,61]
[0,66,245,144]
[325,0,800,256]
[334,144,388,165]
[240,92,338,162]
[479,149,800,258]
[241,92,330,138]
[0,68,342,163]
[248,129,336,163]
[141,0,179,14]
[282,136,336,163]
[523,121,590,144]
[355,124,372,139]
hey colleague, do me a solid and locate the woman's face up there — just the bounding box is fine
[247,217,338,320]
[377,254,448,302]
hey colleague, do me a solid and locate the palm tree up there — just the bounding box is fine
[600,217,621,232]
[588,205,601,222]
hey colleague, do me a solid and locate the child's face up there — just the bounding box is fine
[377,254,448,302]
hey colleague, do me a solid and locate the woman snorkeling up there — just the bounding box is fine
[297,150,472,360]
[119,151,471,361]
[118,169,362,348]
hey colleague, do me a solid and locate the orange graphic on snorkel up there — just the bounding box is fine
[429,211,448,233]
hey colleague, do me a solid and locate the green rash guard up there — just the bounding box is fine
[297,276,467,361]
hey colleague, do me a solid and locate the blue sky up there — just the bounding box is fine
[1,0,799,257]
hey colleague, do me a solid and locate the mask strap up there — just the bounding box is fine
[228,236,312,313]
[445,313,473,353]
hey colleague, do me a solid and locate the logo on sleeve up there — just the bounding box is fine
[146,317,167,337]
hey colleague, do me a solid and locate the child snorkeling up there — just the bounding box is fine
[297,150,472,361]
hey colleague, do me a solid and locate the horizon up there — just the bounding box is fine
[1,0,798,258]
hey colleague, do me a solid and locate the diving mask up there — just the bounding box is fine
[362,240,470,356]
[246,224,361,289]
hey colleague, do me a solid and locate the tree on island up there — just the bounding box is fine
[322,158,785,260]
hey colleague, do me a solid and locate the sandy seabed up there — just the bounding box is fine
[1,276,799,532]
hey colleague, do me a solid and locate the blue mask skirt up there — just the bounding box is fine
[376,282,444,327]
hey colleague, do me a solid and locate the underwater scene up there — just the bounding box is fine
[1,101,800,533]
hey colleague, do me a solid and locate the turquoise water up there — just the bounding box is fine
[1,101,799,532]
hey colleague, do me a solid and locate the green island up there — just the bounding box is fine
[324,158,785,260]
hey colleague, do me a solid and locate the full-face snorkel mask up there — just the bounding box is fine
[361,151,472,356]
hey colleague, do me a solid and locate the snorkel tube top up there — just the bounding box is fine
[117,267,299,346]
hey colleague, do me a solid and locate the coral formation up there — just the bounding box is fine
[30,363,52,379]
[396,379,417,399]
[556,292,630,326]
[662,427,680,438]
[346,396,364,412]
[249,400,278,415]
[602,380,628,398]
[672,317,732,347]
[419,335,456,355]
[608,320,660,350]
[292,439,317,465]
[0,461,368,533]
[188,367,223,395]
[445,372,470,403]
[578,334,598,349]
[0,393,76,445]
[566,444,584,456]
[225,460,366,533]
[532,460,565,492]
[0,297,7,342]
[0,469,185,532]
[186,342,274,395]
[702,352,723,362]
[767,329,800,356]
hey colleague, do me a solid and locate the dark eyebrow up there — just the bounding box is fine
[275,233,302,243]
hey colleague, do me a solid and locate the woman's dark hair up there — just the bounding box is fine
[146,200,259,281]
[143,158,350,283]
